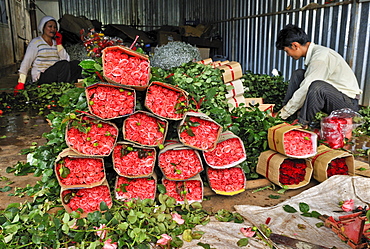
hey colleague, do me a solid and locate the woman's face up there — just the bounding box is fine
[43,20,57,37]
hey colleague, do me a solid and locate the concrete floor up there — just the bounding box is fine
[0,72,18,93]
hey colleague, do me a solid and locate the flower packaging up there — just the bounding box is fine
[196,58,213,65]
[203,131,246,169]
[123,111,168,147]
[65,115,118,157]
[207,167,246,196]
[227,95,246,111]
[145,81,189,120]
[112,142,156,178]
[225,79,245,99]
[268,123,317,158]
[86,82,136,120]
[158,141,203,180]
[311,145,354,182]
[217,61,243,83]
[115,175,157,201]
[211,60,230,68]
[162,176,203,204]
[102,45,150,91]
[61,181,113,217]
[256,150,313,189]
[55,148,105,189]
[178,112,222,151]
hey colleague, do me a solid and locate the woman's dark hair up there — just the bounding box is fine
[275,24,310,50]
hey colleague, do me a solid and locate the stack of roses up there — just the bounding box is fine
[145,82,188,120]
[62,185,112,214]
[327,157,349,177]
[115,176,156,200]
[279,159,307,185]
[103,46,150,87]
[158,147,203,180]
[86,84,135,120]
[112,143,156,177]
[179,114,222,151]
[56,156,105,186]
[203,136,246,168]
[207,167,246,194]
[283,130,315,157]
[123,111,167,147]
[162,179,203,203]
[66,116,118,156]
[321,116,350,149]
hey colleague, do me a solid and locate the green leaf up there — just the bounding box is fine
[100,201,109,211]
[0,186,12,192]
[299,202,310,213]
[310,211,322,218]
[283,205,298,213]
[237,238,249,246]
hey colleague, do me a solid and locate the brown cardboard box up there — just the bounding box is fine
[198,48,210,59]
[245,98,263,106]
[257,150,313,189]
[158,31,182,45]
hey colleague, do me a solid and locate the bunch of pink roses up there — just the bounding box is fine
[115,176,156,201]
[162,179,203,203]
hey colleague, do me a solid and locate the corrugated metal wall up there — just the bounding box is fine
[59,0,370,105]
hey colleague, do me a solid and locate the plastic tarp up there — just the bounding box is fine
[182,175,369,248]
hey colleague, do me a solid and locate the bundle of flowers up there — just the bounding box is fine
[145,82,189,120]
[279,159,307,185]
[268,123,317,158]
[158,142,203,180]
[112,142,156,177]
[178,112,222,151]
[55,153,105,188]
[320,116,352,149]
[162,178,203,203]
[61,183,112,216]
[66,115,118,156]
[203,131,246,168]
[82,31,124,58]
[311,145,354,182]
[207,167,246,195]
[257,150,313,189]
[102,46,150,90]
[327,158,349,177]
[115,176,156,201]
[123,111,168,147]
[86,83,135,120]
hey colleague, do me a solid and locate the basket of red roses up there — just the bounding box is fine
[65,114,118,157]
[144,81,189,120]
[311,145,355,182]
[207,166,246,196]
[112,142,156,178]
[61,181,113,218]
[257,150,313,189]
[268,123,317,158]
[162,176,203,204]
[114,174,157,201]
[203,131,246,169]
[102,45,150,91]
[55,148,106,189]
[86,82,136,120]
[122,111,168,147]
[158,141,203,181]
[178,112,222,152]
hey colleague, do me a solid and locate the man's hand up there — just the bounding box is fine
[14,82,25,95]
[54,31,63,45]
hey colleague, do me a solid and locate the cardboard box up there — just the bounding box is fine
[217,61,243,83]
[211,60,230,68]
[196,58,213,65]
[180,25,204,37]
[257,150,313,189]
[311,145,355,182]
[158,31,182,45]
[268,123,317,158]
[198,48,210,60]
[245,98,263,106]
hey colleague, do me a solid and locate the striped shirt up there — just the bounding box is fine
[19,36,70,82]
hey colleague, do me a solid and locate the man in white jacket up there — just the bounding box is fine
[275,24,361,127]
[14,16,81,94]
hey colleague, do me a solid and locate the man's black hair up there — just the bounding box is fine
[275,24,310,50]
